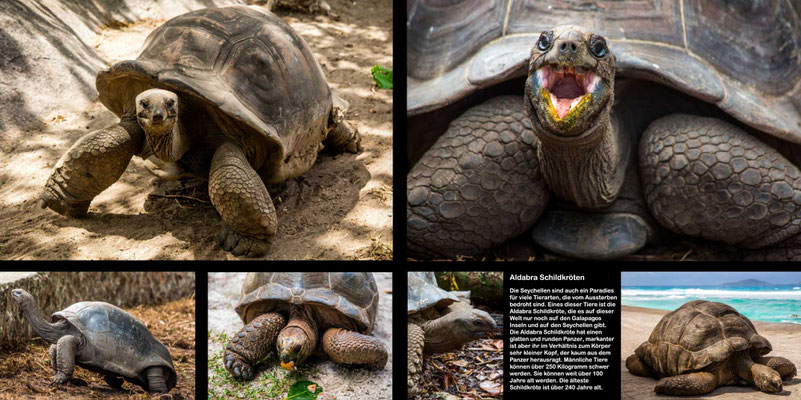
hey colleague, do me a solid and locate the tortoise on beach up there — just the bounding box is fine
[39,5,361,258]
[406,1,801,260]
[11,288,176,392]
[626,300,797,395]
[223,272,387,380]
[407,271,496,397]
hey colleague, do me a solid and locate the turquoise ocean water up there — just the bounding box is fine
[621,286,801,324]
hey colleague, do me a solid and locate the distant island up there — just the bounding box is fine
[718,279,776,287]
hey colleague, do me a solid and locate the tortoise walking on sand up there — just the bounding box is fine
[223,272,387,380]
[11,289,176,393]
[626,300,797,395]
[406,1,801,260]
[407,271,496,397]
[39,6,360,258]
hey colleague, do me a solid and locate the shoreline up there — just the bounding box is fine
[621,305,801,399]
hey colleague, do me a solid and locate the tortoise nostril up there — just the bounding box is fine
[559,42,567,52]
[570,43,577,52]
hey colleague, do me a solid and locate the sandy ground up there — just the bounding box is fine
[0,296,196,399]
[207,272,393,399]
[0,0,392,260]
[621,305,801,399]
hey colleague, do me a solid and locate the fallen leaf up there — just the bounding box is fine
[479,381,502,396]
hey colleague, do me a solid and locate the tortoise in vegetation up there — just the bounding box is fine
[39,6,361,258]
[223,272,387,380]
[626,300,797,395]
[406,1,801,260]
[11,289,176,393]
[407,271,496,397]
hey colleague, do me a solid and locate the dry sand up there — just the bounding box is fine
[0,0,392,260]
[621,305,801,399]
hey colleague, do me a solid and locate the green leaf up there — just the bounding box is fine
[371,65,393,89]
[286,380,324,400]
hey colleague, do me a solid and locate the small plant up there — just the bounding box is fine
[371,65,393,89]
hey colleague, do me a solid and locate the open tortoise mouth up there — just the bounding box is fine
[537,64,600,120]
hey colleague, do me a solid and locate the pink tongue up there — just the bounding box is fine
[550,77,585,119]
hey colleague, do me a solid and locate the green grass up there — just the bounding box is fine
[208,330,320,400]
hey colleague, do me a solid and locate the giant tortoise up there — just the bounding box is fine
[11,288,176,392]
[39,6,360,258]
[223,272,387,380]
[626,300,797,395]
[406,1,801,260]
[407,271,496,397]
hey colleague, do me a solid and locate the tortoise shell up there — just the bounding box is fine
[96,5,333,182]
[407,1,801,143]
[54,302,177,391]
[634,300,772,377]
[407,271,459,315]
[235,272,379,333]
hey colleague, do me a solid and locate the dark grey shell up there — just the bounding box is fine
[96,5,333,183]
[54,302,177,391]
[407,271,459,315]
[235,272,379,333]
[635,300,772,377]
[408,1,801,143]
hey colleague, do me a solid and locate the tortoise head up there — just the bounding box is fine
[136,89,187,162]
[525,25,615,139]
[11,288,36,309]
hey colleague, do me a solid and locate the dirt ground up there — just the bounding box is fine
[621,306,801,399]
[207,272,393,400]
[0,296,196,400]
[0,0,393,260]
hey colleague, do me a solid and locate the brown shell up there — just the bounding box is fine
[407,1,801,143]
[635,300,772,377]
[235,272,379,334]
[96,6,333,181]
[407,271,459,315]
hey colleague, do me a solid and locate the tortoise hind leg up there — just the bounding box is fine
[324,120,361,154]
[756,356,797,380]
[640,114,801,259]
[209,142,277,257]
[407,323,425,397]
[625,353,655,377]
[654,372,718,395]
[144,367,168,392]
[321,328,387,369]
[224,312,286,380]
[53,335,78,385]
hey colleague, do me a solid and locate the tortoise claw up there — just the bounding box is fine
[218,224,270,258]
[223,348,254,380]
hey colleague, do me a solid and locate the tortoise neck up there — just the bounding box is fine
[19,301,65,344]
[534,104,629,209]
[420,305,475,354]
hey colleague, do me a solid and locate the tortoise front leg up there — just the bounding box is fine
[654,372,718,395]
[209,142,277,257]
[640,114,801,258]
[224,312,286,380]
[407,323,425,398]
[53,335,78,385]
[40,118,144,217]
[321,328,387,369]
[407,96,549,259]
[756,356,797,380]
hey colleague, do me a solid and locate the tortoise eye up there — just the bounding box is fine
[166,99,175,109]
[473,320,483,326]
[590,34,608,58]
[537,30,553,51]
[140,100,149,109]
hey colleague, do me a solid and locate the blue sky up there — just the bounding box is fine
[621,271,801,286]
